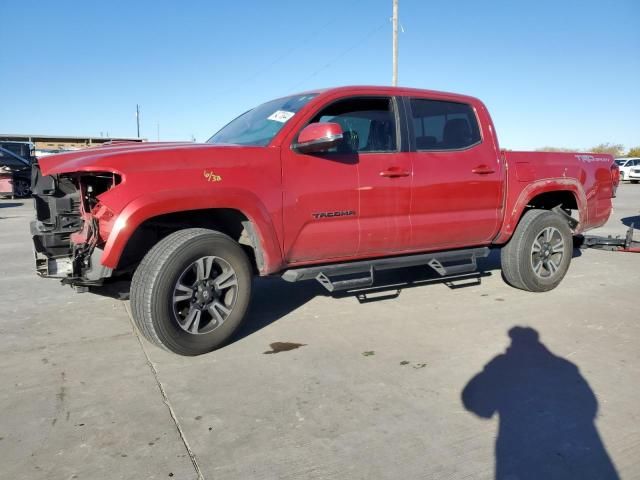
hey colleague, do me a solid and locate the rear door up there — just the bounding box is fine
[406,97,503,250]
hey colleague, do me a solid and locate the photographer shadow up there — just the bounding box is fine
[621,215,639,228]
[462,327,618,480]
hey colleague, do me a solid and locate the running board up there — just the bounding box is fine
[281,247,490,292]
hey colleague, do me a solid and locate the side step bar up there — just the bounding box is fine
[281,247,490,292]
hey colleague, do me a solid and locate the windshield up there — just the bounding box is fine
[207,94,317,146]
[615,159,627,166]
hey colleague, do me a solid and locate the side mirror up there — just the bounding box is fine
[294,122,343,154]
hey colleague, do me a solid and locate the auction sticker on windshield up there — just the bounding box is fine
[267,110,295,123]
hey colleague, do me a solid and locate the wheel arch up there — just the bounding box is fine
[495,179,587,244]
[100,188,284,275]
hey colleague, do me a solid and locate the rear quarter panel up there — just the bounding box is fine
[495,151,614,243]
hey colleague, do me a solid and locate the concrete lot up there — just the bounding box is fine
[1,185,639,480]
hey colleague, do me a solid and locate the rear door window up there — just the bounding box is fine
[409,98,481,151]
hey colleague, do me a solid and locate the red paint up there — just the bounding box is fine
[298,122,342,151]
[37,86,616,275]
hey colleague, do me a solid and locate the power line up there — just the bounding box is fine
[217,3,364,96]
[229,17,339,88]
[288,20,387,92]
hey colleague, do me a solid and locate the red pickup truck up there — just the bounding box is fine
[31,86,619,355]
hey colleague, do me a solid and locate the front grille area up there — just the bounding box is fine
[30,163,83,258]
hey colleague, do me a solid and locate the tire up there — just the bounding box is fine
[631,180,639,184]
[130,228,253,356]
[500,209,573,292]
[619,172,625,182]
[13,179,31,198]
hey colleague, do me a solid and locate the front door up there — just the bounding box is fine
[281,142,359,264]
[281,95,412,263]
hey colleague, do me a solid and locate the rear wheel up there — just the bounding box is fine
[631,180,639,184]
[501,209,573,292]
[130,228,252,356]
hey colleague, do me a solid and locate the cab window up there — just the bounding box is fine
[409,98,481,151]
[309,97,397,153]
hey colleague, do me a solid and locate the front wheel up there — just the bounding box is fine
[501,209,573,292]
[130,228,253,356]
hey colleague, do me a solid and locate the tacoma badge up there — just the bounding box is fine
[311,210,356,219]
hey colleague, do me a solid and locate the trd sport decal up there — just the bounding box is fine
[312,210,356,219]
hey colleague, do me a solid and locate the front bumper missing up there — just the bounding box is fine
[34,246,113,286]
[35,251,74,278]
[30,162,114,288]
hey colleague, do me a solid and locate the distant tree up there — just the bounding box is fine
[626,146,640,157]
[535,146,574,152]
[589,143,625,156]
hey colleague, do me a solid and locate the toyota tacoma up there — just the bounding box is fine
[30,86,620,355]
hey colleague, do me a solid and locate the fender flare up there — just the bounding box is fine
[494,178,588,244]
[99,187,283,275]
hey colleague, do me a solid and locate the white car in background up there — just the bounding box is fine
[627,164,640,183]
[615,157,640,183]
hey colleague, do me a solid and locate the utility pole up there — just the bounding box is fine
[136,104,141,138]
[392,0,398,86]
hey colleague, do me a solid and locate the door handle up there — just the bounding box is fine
[472,165,495,175]
[380,167,410,178]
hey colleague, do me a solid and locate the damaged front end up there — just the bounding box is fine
[30,162,121,289]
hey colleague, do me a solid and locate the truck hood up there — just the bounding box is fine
[37,142,246,176]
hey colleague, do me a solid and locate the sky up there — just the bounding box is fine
[1,0,638,150]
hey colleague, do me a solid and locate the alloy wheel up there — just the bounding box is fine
[530,226,565,279]
[172,256,238,335]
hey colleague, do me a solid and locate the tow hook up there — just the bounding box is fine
[577,224,640,253]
